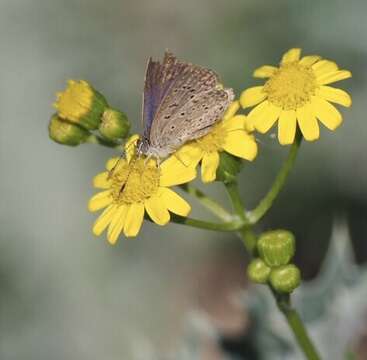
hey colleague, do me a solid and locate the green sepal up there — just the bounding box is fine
[247,258,271,284]
[270,264,301,293]
[78,90,109,130]
[48,114,90,146]
[257,230,295,267]
[216,152,243,184]
[99,108,130,141]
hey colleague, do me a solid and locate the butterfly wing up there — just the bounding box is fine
[142,53,185,139]
[148,53,234,152]
[157,87,234,152]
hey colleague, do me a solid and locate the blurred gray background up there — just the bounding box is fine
[0,0,366,359]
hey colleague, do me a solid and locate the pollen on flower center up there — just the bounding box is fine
[195,124,224,152]
[263,62,318,110]
[110,158,160,204]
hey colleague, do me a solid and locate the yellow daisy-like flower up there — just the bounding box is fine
[240,48,352,144]
[175,101,258,183]
[88,136,196,243]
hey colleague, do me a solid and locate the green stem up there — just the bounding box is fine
[224,181,257,252]
[179,184,233,221]
[224,177,321,359]
[275,293,321,360]
[164,215,244,232]
[248,130,302,224]
[225,181,246,220]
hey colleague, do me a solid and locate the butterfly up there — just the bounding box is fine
[136,51,234,160]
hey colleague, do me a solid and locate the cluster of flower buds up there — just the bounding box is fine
[49,80,130,146]
[247,230,301,293]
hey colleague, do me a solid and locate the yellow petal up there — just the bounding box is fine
[317,70,352,85]
[145,194,170,225]
[312,97,342,130]
[174,143,203,167]
[312,60,338,78]
[125,134,140,162]
[88,190,112,212]
[123,202,145,237]
[106,157,126,171]
[253,65,277,78]
[281,48,301,64]
[93,171,111,189]
[160,188,191,216]
[251,101,281,134]
[247,101,267,126]
[299,55,321,66]
[223,132,258,161]
[317,86,352,107]
[160,155,196,187]
[107,205,128,244]
[222,115,247,132]
[92,204,117,236]
[296,104,319,141]
[278,110,297,145]
[201,151,220,183]
[222,101,240,121]
[240,86,267,109]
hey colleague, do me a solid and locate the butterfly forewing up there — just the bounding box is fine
[142,51,234,158]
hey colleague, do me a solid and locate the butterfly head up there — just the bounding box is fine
[136,137,171,160]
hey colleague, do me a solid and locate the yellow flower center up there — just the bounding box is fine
[54,80,93,122]
[195,123,224,152]
[110,158,160,204]
[263,62,318,110]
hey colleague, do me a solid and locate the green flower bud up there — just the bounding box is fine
[216,152,243,184]
[270,264,301,293]
[257,230,295,267]
[247,258,271,284]
[99,108,130,141]
[53,80,108,130]
[48,114,90,146]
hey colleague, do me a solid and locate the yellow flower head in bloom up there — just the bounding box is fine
[175,101,258,183]
[88,135,196,243]
[240,48,352,144]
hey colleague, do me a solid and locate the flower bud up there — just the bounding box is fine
[99,108,130,141]
[216,152,243,184]
[247,258,271,284]
[48,114,90,146]
[269,264,301,293]
[53,80,108,130]
[257,230,295,267]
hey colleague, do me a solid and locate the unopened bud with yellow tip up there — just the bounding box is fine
[99,108,130,141]
[269,264,301,293]
[54,80,108,130]
[48,114,90,146]
[247,258,271,284]
[257,230,295,267]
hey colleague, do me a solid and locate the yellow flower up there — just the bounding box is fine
[54,80,108,130]
[175,101,258,183]
[88,135,196,243]
[240,48,352,144]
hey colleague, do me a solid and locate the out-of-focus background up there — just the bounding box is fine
[0,0,366,359]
